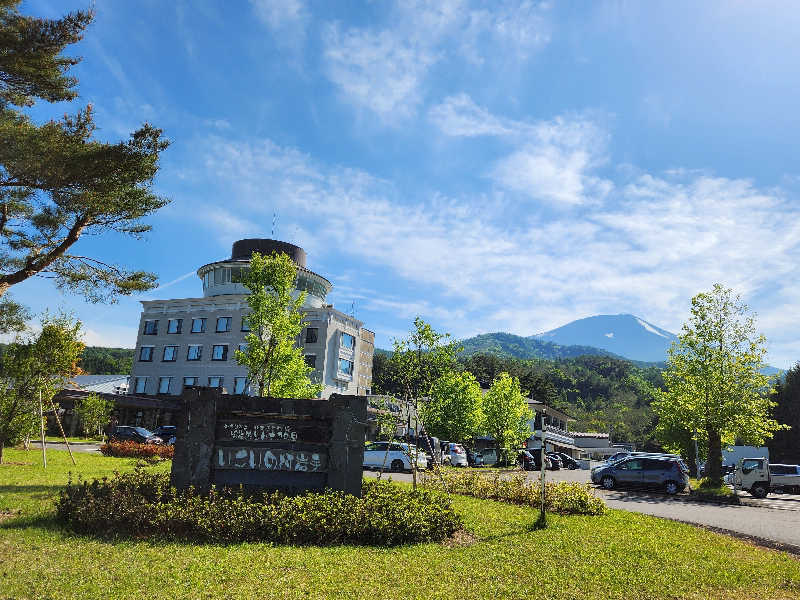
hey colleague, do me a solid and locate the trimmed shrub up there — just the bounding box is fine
[55,470,462,545]
[421,469,606,516]
[99,441,174,459]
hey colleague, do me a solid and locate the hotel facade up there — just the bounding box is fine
[129,239,374,399]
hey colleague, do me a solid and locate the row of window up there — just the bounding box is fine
[143,317,250,336]
[134,375,248,395]
[139,343,247,362]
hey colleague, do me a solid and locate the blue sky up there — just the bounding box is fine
[13,0,800,368]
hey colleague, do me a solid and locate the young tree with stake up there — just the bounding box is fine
[234,251,322,399]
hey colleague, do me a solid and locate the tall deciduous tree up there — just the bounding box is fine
[421,370,483,444]
[653,284,786,485]
[234,251,322,399]
[0,312,83,462]
[482,372,533,465]
[0,1,170,308]
[769,363,800,463]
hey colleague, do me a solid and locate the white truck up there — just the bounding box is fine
[732,457,771,498]
[731,458,800,498]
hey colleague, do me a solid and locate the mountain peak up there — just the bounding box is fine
[531,314,677,363]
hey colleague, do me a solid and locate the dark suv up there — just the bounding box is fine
[152,425,177,445]
[591,455,688,495]
[110,426,161,445]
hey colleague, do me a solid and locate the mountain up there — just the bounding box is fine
[533,314,677,363]
[457,332,623,361]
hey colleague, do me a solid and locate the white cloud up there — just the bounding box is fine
[321,1,552,122]
[322,24,435,121]
[430,95,612,205]
[250,0,306,30]
[194,132,800,368]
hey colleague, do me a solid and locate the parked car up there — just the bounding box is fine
[442,442,469,467]
[518,449,552,471]
[605,451,632,464]
[481,448,499,467]
[591,456,689,495]
[551,452,580,470]
[152,425,176,445]
[109,426,162,445]
[362,441,428,472]
[466,449,484,467]
[546,453,562,471]
[769,464,800,494]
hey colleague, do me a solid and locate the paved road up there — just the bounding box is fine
[365,467,800,549]
[27,441,101,454]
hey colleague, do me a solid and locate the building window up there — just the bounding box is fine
[183,376,197,388]
[234,377,247,395]
[208,376,223,388]
[162,346,178,362]
[338,358,354,376]
[214,267,231,285]
[143,320,158,335]
[139,346,154,362]
[304,354,317,368]
[238,343,248,353]
[191,318,206,333]
[216,317,232,332]
[158,377,172,394]
[202,271,212,290]
[241,316,250,332]
[211,345,228,361]
[134,377,147,394]
[305,327,319,344]
[187,345,202,361]
[341,332,355,350]
[167,318,183,334]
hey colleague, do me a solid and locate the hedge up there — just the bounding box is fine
[421,469,606,516]
[99,441,174,459]
[56,470,462,546]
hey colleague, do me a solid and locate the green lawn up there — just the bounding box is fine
[1,448,799,600]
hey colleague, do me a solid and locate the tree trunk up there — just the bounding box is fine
[705,427,723,486]
[0,440,4,464]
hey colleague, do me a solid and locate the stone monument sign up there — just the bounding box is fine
[170,388,367,496]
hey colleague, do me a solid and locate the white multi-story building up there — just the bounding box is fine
[129,239,374,398]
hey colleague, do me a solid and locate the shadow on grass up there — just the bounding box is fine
[0,485,61,495]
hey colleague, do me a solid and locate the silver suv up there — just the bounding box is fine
[591,455,689,495]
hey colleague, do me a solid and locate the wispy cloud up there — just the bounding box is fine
[431,94,612,205]
[193,131,800,366]
[321,1,552,122]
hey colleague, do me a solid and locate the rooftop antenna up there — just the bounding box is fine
[272,212,279,239]
[350,300,357,319]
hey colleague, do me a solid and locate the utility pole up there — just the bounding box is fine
[38,388,46,468]
[538,409,547,528]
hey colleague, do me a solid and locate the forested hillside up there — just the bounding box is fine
[79,347,134,375]
[373,351,665,449]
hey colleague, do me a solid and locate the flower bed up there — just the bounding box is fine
[421,469,606,515]
[99,441,174,459]
[56,470,462,545]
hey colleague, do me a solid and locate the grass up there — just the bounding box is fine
[690,477,737,501]
[0,448,798,599]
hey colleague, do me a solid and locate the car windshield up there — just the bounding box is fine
[134,427,153,437]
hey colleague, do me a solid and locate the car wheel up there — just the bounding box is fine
[664,480,680,495]
[750,484,768,499]
[390,459,404,473]
[601,475,615,490]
